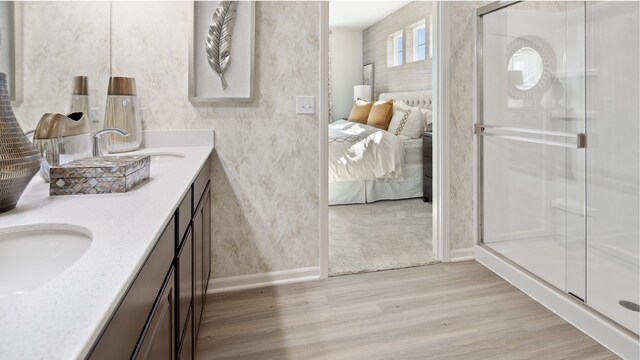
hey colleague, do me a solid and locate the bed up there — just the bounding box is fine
[329,90,432,205]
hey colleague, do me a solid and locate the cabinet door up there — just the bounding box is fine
[133,270,176,360]
[178,306,193,360]
[202,188,211,293]
[193,199,204,341]
[177,227,193,340]
[89,218,175,360]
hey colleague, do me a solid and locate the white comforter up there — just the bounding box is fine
[328,120,404,182]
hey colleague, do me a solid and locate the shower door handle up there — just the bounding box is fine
[474,124,586,149]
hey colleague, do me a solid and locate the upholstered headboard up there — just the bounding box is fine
[378,91,432,109]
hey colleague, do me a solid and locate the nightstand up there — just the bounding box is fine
[423,131,432,202]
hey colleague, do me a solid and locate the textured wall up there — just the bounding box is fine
[14,0,485,266]
[329,28,363,120]
[448,1,490,250]
[13,2,110,130]
[16,1,320,278]
[0,4,13,83]
[363,1,433,99]
[111,1,320,278]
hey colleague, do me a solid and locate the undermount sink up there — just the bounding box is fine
[145,153,185,164]
[111,151,185,165]
[0,225,92,298]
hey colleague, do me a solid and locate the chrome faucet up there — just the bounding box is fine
[93,128,130,156]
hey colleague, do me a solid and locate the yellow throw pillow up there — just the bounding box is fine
[367,100,394,130]
[347,99,374,124]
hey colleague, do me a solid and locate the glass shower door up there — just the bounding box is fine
[478,2,587,299]
[478,1,640,336]
[585,1,639,334]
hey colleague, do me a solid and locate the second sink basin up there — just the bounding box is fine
[111,151,185,165]
[145,153,185,164]
[0,225,92,298]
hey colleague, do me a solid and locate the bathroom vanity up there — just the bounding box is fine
[0,130,214,359]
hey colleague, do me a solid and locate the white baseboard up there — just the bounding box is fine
[207,266,320,294]
[475,245,639,360]
[450,247,474,262]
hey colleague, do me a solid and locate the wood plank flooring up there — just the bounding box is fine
[195,261,617,360]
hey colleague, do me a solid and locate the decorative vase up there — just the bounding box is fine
[103,77,142,153]
[0,72,41,213]
[70,75,92,128]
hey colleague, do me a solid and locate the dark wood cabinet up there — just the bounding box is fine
[178,306,193,360]
[88,155,212,360]
[177,189,192,249]
[423,132,433,202]
[193,196,204,340]
[192,183,211,343]
[202,188,211,294]
[177,227,193,341]
[88,218,175,360]
[133,270,176,360]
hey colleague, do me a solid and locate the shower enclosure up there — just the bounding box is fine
[474,1,639,356]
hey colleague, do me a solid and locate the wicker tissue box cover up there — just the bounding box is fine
[50,155,151,196]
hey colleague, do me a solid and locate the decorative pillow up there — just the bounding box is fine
[347,99,374,124]
[366,100,394,130]
[388,100,425,139]
[420,108,433,131]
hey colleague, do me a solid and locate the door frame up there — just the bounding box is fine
[319,1,451,279]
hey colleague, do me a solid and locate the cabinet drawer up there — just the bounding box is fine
[89,217,175,360]
[177,227,193,337]
[193,155,211,213]
[177,190,192,248]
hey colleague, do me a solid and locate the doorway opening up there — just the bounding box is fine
[321,1,443,277]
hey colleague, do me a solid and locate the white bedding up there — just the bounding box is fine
[401,138,423,165]
[329,120,404,182]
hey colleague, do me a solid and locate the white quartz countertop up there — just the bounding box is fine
[0,130,214,359]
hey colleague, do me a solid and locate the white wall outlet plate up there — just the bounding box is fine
[296,96,315,115]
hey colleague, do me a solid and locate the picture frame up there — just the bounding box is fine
[0,2,23,101]
[189,1,255,102]
[363,62,374,90]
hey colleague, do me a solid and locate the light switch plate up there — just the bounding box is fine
[296,96,315,115]
[89,107,101,123]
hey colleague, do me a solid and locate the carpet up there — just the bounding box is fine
[329,198,438,276]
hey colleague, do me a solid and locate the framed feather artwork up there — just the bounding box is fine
[189,1,255,102]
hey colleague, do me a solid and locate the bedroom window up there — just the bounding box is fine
[408,20,428,62]
[395,35,404,65]
[387,30,404,67]
[414,25,426,61]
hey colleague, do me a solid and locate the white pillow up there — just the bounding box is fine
[420,108,433,131]
[388,100,425,139]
